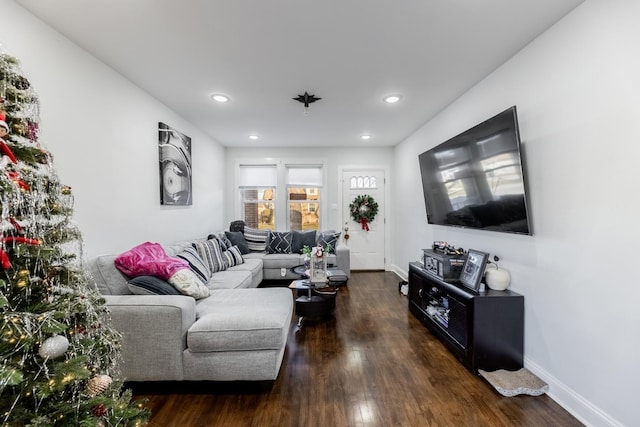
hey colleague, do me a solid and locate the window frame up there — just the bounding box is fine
[235,159,326,231]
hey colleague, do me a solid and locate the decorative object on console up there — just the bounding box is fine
[484,255,512,291]
[349,194,379,231]
[422,248,466,281]
[459,249,489,293]
[432,241,464,255]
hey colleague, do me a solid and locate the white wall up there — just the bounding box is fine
[392,1,639,426]
[225,147,393,230]
[1,0,226,259]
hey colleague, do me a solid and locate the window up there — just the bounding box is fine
[286,165,322,231]
[349,175,377,189]
[238,165,277,230]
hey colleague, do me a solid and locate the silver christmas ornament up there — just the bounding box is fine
[38,335,69,359]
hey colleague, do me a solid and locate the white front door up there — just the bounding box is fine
[342,169,385,270]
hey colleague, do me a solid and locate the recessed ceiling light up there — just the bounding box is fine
[383,94,402,104]
[361,134,372,140]
[211,94,230,103]
[248,134,260,140]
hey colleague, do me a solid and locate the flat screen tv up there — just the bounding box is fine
[418,106,532,235]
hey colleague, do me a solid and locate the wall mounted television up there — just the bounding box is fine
[418,106,532,235]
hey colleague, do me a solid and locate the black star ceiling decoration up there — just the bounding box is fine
[293,91,322,108]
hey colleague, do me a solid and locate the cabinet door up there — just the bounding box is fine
[446,295,467,348]
[408,269,426,310]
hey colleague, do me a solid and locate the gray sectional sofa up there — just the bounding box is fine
[87,229,350,383]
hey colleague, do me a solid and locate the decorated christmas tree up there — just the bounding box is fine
[0,51,149,425]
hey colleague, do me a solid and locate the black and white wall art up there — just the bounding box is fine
[158,122,192,205]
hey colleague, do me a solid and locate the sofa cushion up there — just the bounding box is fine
[291,230,316,254]
[317,230,341,253]
[222,245,244,267]
[168,269,210,299]
[227,257,262,279]
[244,226,269,252]
[205,270,253,289]
[267,231,292,254]
[114,242,189,280]
[193,239,227,273]
[225,231,250,254]
[128,275,181,295]
[190,288,292,352]
[90,254,131,295]
[261,253,303,269]
[175,246,212,284]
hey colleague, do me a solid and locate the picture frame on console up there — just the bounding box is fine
[459,249,489,292]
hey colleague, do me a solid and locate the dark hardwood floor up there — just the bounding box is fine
[131,271,582,427]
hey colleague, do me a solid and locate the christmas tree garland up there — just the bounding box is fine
[349,194,379,231]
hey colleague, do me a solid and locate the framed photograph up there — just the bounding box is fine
[158,122,192,205]
[459,249,489,292]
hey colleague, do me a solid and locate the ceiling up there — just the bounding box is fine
[15,0,583,148]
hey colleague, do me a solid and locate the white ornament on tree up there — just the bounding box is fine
[38,335,70,359]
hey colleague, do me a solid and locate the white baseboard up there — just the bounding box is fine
[525,359,622,427]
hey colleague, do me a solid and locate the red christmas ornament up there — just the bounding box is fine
[0,140,18,164]
[0,250,10,269]
[91,404,107,418]
[6,171,29,190]
[0,235,42,270]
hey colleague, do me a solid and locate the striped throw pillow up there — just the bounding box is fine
[222,245,245,267]
[243,226,270,252]
[175,246,212,284]
[193,239,227,273]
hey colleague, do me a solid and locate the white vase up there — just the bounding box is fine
[485,266,511,291]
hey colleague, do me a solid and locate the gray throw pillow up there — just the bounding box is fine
[225,231,250,254]
[317,230,341,253]
[127,276,181,295]
[291,230,316,254]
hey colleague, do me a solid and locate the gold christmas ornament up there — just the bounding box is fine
[85,374,113,396]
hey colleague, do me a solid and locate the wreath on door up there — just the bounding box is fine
[349,194,379,231]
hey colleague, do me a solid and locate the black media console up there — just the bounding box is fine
[408,262,524,373]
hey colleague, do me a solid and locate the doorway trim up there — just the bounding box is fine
[338,165,391,271]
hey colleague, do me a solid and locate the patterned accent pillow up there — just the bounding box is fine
[168,269,210,299]
[267,231,292,254]
[222,245,245,267]
[207,232,232,250]
[175,246,212,285]
[243,226,270,252]
[193,239,227,273]
[127,276,181,295]
[291,230,317,254]
[317,230,341,253]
